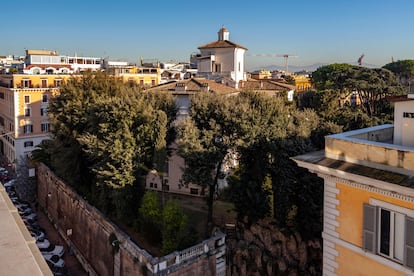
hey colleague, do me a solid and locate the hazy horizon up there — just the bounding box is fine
[2,0,413,70]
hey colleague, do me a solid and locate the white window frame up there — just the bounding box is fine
[24,141,34,147]
[22,79,31,88]
[23,123,33,134]
[41,107,48,116]
[370,198,414,264]
[41,122,50,132]
[24,95,30,104]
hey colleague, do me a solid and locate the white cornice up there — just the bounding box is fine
[295,160,414,202]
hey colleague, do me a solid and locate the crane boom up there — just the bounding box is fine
[246,53,299,74]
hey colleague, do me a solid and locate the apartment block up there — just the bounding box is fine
[0,73,72,168]
[293,95,414,275]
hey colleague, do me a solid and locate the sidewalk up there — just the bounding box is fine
[36,209,88,276]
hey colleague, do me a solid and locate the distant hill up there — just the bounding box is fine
[248,62,380,73]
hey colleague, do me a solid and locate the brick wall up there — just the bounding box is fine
[36,163,226,275]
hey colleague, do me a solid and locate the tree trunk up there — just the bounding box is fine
[206,160,222,237]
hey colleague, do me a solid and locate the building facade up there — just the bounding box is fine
[24,49,101,73]
[0,74,73,168]
[293,95,414,275]
[196,27,247,89]
[145,78,238,196]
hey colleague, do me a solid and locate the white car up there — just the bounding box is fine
[21,212,37,221]
[3,179,15,187]
[15,204,32,214]
[29,229,46,241]
[40,244,65,257]
[43,254,65,268]
[36,238,50,249]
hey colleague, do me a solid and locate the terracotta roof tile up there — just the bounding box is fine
[145,78,238,94]
[198,40,247,50]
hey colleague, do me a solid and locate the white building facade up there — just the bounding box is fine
[196,27,247,88]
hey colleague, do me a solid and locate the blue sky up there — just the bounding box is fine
[2,0,414,70]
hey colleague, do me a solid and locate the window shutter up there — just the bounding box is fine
[363,203,377,253]
[404,216,414,269]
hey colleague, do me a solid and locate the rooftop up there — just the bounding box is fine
[0,185,52,275]
[198,40,247,50]
[294,124,414,191]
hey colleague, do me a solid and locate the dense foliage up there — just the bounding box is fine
[32,72,177,221]
[383,59,414,88]
[138,191,197,254]
[305,63,404,131]
[177,92,334,237]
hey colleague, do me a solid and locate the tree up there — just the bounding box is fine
[178,91,327,233]
[43,72,176,219]
[161,200,188,254]
[383,60,414,88]
[139,190,162,244]
[309,64,403,130]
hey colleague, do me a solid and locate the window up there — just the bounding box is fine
[363,203,414,269]
[24,95,30,103]
[22,79,31,88]
[42,94,48,103]
[0,92,4,99]
[23,124,33,134]
[41,79,48,88]
[54,79,62,87]
[24,141,34,147]
[41,108,47,116]
[24,107,31,117]
[151,79,155,86]
[41,123,50,132]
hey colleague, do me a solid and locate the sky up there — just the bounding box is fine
[2,0,414,70]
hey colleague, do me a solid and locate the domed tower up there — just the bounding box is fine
[218,26,230,41]
[196,27,247,89]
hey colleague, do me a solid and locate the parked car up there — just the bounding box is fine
[23,217,38,227]
[3,179,15,187]
[36,238,50,249]
[43,254,65,268]
[29,229,45,241]
[15,204,32,214]
[47,264,67,276]
[27,224,46,233]
[39,244,65,257]
[21,212,37,221]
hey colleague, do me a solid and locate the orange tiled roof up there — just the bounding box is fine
[242,79,295,91]
[198,40,247,50]
[146,78,238,94]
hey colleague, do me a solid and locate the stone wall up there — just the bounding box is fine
[226,219,322,275]
[36,162,226,275]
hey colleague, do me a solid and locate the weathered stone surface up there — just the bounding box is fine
[286,234,298,257]
[227,219,322,276]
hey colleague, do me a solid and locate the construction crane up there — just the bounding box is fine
[246,53,298,74]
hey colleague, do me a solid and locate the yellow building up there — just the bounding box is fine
[0,74,73,168]
[294,95,414,275]
[250,69,272,80]
[105,65,161,87]
[294,75,312,92]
